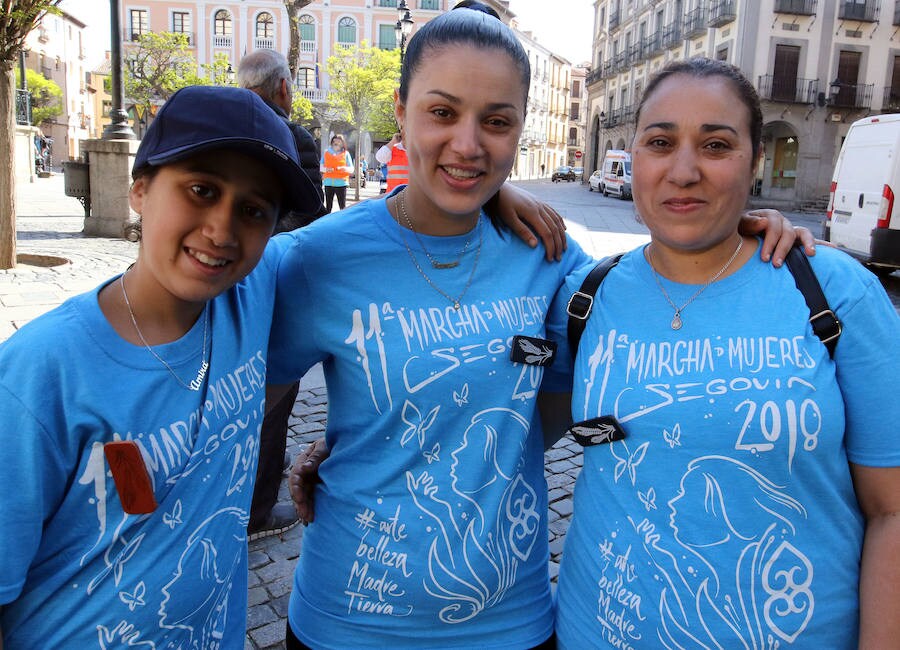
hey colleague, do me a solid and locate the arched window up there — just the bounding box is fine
[213,9,232,47]
[214,9,232,36]
[299,15,316,54]
[299,15,316,42]
[256,12,274,39]
[337,17,357,45]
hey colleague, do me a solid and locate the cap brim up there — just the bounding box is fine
[144,137,322,217]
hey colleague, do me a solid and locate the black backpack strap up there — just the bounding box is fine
[567,254,623,360]
[784,247,842,358]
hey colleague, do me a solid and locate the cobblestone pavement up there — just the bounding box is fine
[2,175,580,650]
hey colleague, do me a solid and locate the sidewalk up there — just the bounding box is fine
[2,174,580,649]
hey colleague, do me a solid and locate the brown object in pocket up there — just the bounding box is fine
[104,440,158,514]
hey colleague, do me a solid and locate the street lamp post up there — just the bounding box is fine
[394,0,415,62]
[103,0,135,139]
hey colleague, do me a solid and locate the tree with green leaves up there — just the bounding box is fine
[291,91,313,125]
[123,32,206,126]
[200,52,235,88]
[15,67,61,126]
[0,0,60,269]
[325,41,399,200]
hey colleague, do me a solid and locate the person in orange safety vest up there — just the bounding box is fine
[375,132,408,192]
[320,134,353,212]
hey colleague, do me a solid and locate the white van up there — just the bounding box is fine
[598,150,632,199]
[825,114,900,275]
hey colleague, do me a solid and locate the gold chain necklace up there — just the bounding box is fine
[391,196,483,310]
[647,237,744,330]
[397,189,474,269]
[120,273,210,390]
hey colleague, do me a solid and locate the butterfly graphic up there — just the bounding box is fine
[611,440,649,485]
[663,423,682,448]
[163,500,183,529]
[423,443,441,464]
[119,581,146,611]
[86,532,146,595]
[638,487,657,511]
[517,338,553,365]
[453,384,469,407]
[400,400,440,449]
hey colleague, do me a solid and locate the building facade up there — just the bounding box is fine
[22,10,94,167]
[587,0,900,207]
[120,0,574,177]
[568,62,590,169]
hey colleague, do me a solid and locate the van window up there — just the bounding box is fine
[611,161,620,175]
[624,161,631,174]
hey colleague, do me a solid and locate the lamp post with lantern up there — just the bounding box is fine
[394,0,415,62]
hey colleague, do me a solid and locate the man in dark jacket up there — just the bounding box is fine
[238,49,328,232]
[237,50,327,539]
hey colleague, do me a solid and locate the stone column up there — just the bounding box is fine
[81,138,141,239]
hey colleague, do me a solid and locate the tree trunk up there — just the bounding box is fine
[0,64,17,270]
[284,1,314,80]
[354,130,361,202]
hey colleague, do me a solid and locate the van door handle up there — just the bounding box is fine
[859,193,864,208]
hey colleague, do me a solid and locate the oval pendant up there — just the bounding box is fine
[671,312,683,330]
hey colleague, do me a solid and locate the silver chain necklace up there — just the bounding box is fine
[647,236,744,330]
[391,194,483,310]
[119,273,210,390]
[397,189,474,269]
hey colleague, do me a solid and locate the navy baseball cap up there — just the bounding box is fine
[132,85,320,216]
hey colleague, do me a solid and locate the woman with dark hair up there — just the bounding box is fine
[553,58,900,649]
[269,8,578,648]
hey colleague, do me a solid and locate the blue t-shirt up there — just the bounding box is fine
[551,243,900,649]
[0,241,286,649]
[267,194,592,649]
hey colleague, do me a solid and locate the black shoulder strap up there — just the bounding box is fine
[784,246,842,358]
[566,248,841,361]
[567,254,623,360]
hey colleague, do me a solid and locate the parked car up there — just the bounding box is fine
[588,169,603,192]
[552,165,576,182]
[572,166,584,181]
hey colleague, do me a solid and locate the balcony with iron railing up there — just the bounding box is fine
[213,35,233,48]
[882,87,900,112]
[829,82,873,108]
[609,6,621,31]
[683,7,708,38]
[255,37,275,50]
[300,40,317,54]
[773,0,817,14]
[708,0,737,27]
[613,51,629,72]
[647,30,664,56]
[838,0,879,21]
[586,68,603,86]
[758,75,818,104]
[602,60,615,79]
[15,89,31,125]
[662,21,682,49]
